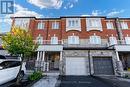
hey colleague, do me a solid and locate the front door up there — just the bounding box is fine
[45,52,60,71]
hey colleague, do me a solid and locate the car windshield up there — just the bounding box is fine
[0,61,21,69]
[0,55,6,59]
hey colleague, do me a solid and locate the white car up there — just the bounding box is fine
[0,56,26,85]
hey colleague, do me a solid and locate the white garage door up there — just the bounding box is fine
[66,57,89,75]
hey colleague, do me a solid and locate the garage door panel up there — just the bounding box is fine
[93,57,114,75]
[66,57,89,75]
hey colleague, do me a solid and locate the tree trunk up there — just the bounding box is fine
[16,54,24,85]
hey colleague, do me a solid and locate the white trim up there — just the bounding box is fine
[51,36,58,44]
[37,21,45,29]
[14,18,30,30]
[68,36,79,44]
[86,18,102,31]
[66,18,81,31]
[106,22,114,29]
[121,22,128,29]
[109,36,117,45]
[52,22,59,29]
[36,34,43,44]
[125,37,130,44]
[89,35,101,44]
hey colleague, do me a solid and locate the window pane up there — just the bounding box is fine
[68,36,79,44]
[90,36,101,44]
[36,36,43,44]
[109,37,117,45]
[52,22,59,29]
[51,37,58,44]
[121,22,128,29]
[37,22,44,29]
[125,37,130,44]
[107,22,113,29]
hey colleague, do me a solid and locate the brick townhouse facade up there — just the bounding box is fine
[11,16,130,76]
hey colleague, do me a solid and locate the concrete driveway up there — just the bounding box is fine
[58,76,113,87]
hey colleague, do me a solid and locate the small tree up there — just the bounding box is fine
[2,26,38,84]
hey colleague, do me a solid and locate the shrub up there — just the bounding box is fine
[28,71,43,81]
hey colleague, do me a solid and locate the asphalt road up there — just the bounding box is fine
[58,76,114,87]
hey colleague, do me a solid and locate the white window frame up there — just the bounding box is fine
[51,36,58,44]
[52,22,59,29]
[89,35,101,44]
[121,22,128,29]
[36,35,43,44]
[125,37,130,44]
[37,22,45,29]
[106,22,114,29]
[86,18,102,31]
[68,36,79,44]
[66,18,81,31]
[14,18,30,30]
[109,37,117,45]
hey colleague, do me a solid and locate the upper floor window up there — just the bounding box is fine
[106,22,114,29]
[125,37,130,44]
[52,22,59,29]
[36,34,43,44]
[86,18,102,31]
[68,36,79,44]
[14,18,30,30]
[51,36,58,44]
[68,20,79,27]
[109,37,117,45]
[66,18,81,31]
[37,22,45,29]
[121,22,128,29]
[89,35,101,44]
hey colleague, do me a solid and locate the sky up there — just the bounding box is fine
[0,0,130,32]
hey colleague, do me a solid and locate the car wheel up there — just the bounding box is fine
[19,71,24,81]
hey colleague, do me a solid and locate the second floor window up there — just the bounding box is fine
[52,22,59,29]
[37,22,45,29]
[51,36,58,44]
[106,22,114,29]
[121,22,128,29]
[109,37,117,45]
[89,35,101,44]
[36,34,43,44]
[68,36,79,44]
[125,37,130,44]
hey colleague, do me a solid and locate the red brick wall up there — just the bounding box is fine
[12,17,130,41]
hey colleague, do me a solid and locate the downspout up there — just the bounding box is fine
[115,18,124,76]
[88,50,92,76]
[115,18,124,43]
[46,20,49,41]
[45,20,49,71]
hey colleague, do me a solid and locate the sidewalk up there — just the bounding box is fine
[32,72,59,87]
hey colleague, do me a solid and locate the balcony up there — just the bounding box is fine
[34,39,108,50]
[108,40,130,52]
[34,40,63,51]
